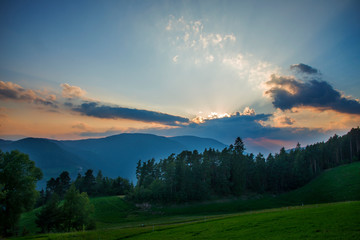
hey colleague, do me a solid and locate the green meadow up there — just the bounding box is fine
[14,162,360,239]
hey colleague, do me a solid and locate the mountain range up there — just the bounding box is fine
[0,133,226,188]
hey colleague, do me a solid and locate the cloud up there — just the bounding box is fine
[222,54,278,90]
[290,63,318,74]
[0,81,57,107]
[72,101,190,125]
[205,55,214,63]
[61,83,87,99]
[172,55,179,63]
[265,106,360,132]
[145,112,326,154]
[242,107,256,116]
[72,122,88,130]
[0,107,7,118]
[191,107,256,124]
[265,74,360,115]
[64,102,73,107]
[277,116,295,126]
[166,15,236,63]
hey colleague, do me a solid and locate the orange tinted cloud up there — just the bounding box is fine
[0,105,177,140]
[61,83,87,99]
[268,107,360,131]
[0,81,57,107]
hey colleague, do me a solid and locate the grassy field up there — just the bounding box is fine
[15,161,360,239]
[15,201,360,240]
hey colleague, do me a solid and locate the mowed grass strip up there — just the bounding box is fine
[127,201,360,240]
[14,201,360,240]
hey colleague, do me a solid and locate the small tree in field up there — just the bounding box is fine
[62,184,95,231]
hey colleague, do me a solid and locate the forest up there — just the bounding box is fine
[130,127,360,203]
[37,170,133,207]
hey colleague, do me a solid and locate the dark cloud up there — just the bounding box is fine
[144,113,327,154]
[73,101,189,125]
[0,81,57,108]
[290,63,318,74]
[64,102,73,107]
[266,74,360,115]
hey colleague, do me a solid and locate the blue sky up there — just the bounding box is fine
[1,0,359,153]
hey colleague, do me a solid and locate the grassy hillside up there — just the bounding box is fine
[279,161,360,204]
[16,161,360,238]
[15,201,360,240]
[162,161,360,215]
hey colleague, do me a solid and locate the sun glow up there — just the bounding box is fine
[191,107,257,124]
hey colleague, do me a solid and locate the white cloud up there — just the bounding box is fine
[212,34,223,46]
[222,54,279,91]
[224,34,236,42]
[184,32,190,42]
[164,15,279,113]
[61,83,87,99]
[206,55,214,62]
[192,107,256,124]
[242,107,256,116]
[165,16,237,64]
[172,55,179,63]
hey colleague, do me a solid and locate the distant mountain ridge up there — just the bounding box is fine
[0,133,226,187]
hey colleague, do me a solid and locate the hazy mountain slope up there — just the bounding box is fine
[60,133,188,181]
[0,138,92,188]
[169,135,227,151]
[0,134,226,184]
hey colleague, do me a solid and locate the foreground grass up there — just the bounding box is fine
[15,201,360,240]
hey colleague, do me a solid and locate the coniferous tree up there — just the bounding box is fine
[83,169,96,196]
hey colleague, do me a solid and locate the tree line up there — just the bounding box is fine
[130,127,360,203]
[37,169,133,206]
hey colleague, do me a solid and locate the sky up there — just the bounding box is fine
[0,0,360,154]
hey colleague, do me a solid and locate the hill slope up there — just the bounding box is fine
[278,161,360,205]
[169,136,226,152]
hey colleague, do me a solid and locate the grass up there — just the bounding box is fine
[15,161,360,239]
[15,201,360,240]
[127,201,360,240]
